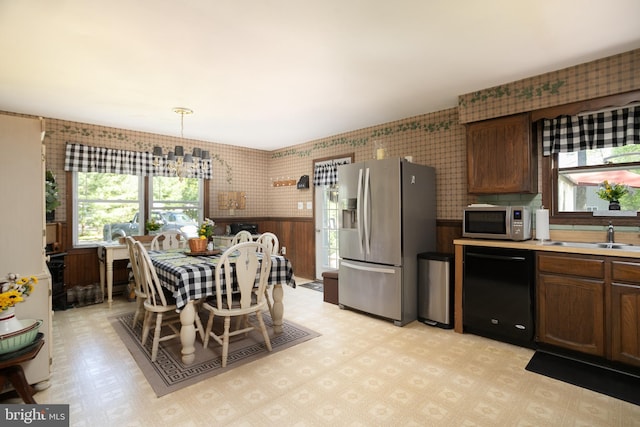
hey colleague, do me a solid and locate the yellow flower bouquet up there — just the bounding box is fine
[0,273,38,312]
[198,218,215,240]
[596,180,631,202]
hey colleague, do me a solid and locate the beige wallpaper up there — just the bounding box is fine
[458,49,640,123]
[41,108,468,222]
[11,48,640,227]
[42,119,272,222]
[268,108,468,219]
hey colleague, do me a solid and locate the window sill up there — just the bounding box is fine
[592,210,638,217]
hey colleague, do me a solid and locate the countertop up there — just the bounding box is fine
[453,238,640,259]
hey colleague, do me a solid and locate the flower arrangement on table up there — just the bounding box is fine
[198,218,215,240]
[0,273,37,312]
[597,181,632,210]
[187,218,215,253]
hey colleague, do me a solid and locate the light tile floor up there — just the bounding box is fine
[17,280,640,426]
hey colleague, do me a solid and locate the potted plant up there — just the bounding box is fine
[145,218,161,234]
[45,170,60,221]
[596,180,631,210]
[198,218,215,241]
[189,218,215,252]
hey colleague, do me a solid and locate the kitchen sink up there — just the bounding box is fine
[546,241,640,251]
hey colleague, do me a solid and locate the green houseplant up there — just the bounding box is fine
[596,180,631,210]
[45,170,60,220]
[145,218,161,234]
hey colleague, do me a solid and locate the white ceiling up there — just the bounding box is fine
[1,1,639,151]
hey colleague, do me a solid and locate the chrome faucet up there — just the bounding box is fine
[607,221,615,243]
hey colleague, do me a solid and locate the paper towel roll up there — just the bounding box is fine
[536,209,550,241]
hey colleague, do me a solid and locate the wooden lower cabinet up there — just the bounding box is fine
[537,253,640,369]
[611,260,640,367]
[537,273,605,356]
[537,253,606,356]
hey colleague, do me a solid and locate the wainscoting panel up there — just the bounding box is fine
[64,218,459,292]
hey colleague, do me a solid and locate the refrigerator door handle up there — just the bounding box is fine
[363,167,370,254]
[356,167,364,254]
[341,261,396,275]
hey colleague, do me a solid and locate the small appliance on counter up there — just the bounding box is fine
[463,204,531,241]
[229,223,258,235]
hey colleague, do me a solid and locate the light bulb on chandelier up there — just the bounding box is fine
[152,108,210,179]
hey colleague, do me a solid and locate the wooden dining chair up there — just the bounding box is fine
[125,236,146,328]
[256,232,279,255]
[151,230,187,251]
[230,230,253,245]
[256,232,279,316]
[202,241,273,367]
[134,241,205,362]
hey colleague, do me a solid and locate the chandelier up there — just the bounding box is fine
[152,107,209,179]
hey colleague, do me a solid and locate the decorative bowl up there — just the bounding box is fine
[0,319,43,355]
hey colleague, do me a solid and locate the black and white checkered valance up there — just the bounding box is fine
[64,143,154,176]
[313,157,352,186]
[64,143,213,179]
[542,106,640,156]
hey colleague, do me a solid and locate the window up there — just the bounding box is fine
[74,172,204,245]
[75,172,144,244]
[313,155,353,278]
[540,97,640,224]
[315,184,340,272]
[150,176,201,238]
[65,143,210,246]
[556,145,640,212]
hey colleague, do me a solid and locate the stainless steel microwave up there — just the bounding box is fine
[463,205,532,241]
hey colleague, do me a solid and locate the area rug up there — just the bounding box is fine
[298,280,323,292]
[525,351,640,406]
[110,311,320,397]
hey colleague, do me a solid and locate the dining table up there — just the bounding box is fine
[147,248,296,364]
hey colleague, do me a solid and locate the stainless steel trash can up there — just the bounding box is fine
[418,252,454,328]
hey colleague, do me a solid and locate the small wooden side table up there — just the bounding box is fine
[0,334,44,404]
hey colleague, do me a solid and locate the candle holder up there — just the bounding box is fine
[373,141,387,160]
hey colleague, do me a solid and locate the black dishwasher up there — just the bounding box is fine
[463,246,535,348]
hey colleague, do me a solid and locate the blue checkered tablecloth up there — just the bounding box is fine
[148,249,296,310]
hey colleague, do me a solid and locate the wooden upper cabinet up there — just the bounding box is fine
[466,113,537,194]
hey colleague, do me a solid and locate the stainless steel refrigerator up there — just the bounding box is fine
[337,157,436,326]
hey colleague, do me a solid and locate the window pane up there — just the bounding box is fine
[76,172,143,244]
[557,146,640,212]
[151,176,201,238]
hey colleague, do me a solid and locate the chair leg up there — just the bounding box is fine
[141,311,152,345]
[221,316,231,368]
[151,313,163,362]
[264,289,274,318]
[195,313,205,343]
[132,297,144,328]
[203,311,215,348]
[193,300,205,342]
[255,311,272,352]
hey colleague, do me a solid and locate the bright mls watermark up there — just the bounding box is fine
[1,405,69,426]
